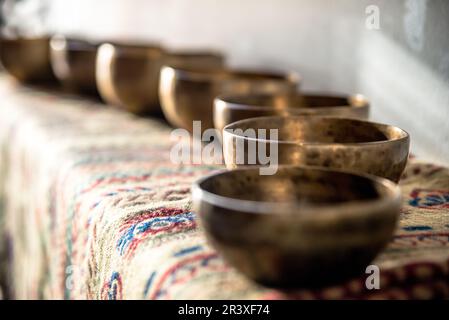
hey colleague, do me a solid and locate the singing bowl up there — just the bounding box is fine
[50,35,99,94]
[223,116,410,182]
[159,65,300,133]
[214,92,369,132]
[192,166,401,287]
[96,42,164,113]
[0,36,54,83]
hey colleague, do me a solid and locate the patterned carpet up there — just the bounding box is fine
[0,77,448,299]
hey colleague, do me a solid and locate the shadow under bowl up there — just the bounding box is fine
[192,165,401,288]
[223,116,409,182]
[159,65,300,133]
[214,92,369,132]
[0,36,55,83]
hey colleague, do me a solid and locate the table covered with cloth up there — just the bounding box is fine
[0,77,448,300]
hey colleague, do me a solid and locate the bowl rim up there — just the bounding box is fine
[215,92,369,112]
[96,42,164,61]
[192,165,402,216]
[50,34,102,52]
[164,49,225,60]
[160,65,302,84]
[0,35,51,42]
[223,115,410,146]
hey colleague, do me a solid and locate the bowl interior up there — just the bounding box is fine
[174,65,295,82]
[199,167,393,206]
[226,116,407,144]
[0,36,50,44]
[221,93,367,110]
[166,51,223,60]
[51,36,99,51]
[97,42,163,61]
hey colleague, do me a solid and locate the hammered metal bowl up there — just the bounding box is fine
[192,166,401,287]
[223,116,409,182]
[214,92,369,132]
[50,35,99,94]
[0,36,54,83]
[159,65,300,133]
[96,42,165,113]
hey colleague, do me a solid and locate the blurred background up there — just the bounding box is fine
[1,0,448,165]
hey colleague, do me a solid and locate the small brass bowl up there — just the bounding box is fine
[96,42,164,113]
[159,66,300,133]
[214,92,369,133]
[223,116,409,182]
[0,36,54,83]
[50,35,99,94]
[192,166,401,287]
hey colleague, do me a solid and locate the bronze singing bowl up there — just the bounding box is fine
[223,116,410,182]
[50,35,99,94]
[96,42,164,113]
[159,65,300,133]
[214,92,369,133]
[0,36,55,83]
[192,166,401,287]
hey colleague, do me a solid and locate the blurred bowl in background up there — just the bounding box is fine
[159,65,300,133]
[96,42,165,114]
[0,36,55,83]
[50,35,99,94]
[214,92,369,132]
[223,115,410,182]
[192,165,401,287]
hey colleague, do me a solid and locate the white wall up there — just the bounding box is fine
[5,0,449,165]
